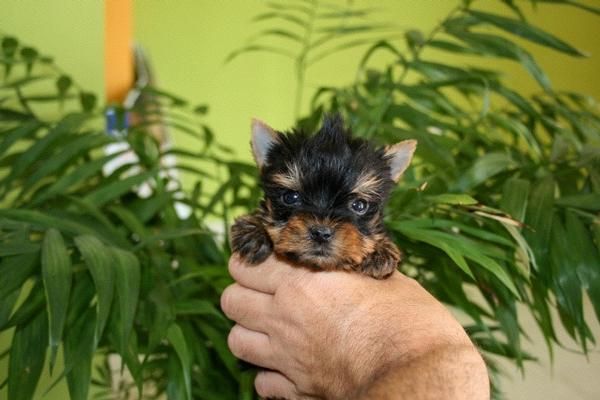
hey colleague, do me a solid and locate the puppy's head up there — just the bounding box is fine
[251,115,416,270]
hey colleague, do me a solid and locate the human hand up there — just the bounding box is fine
[221,255,488,400]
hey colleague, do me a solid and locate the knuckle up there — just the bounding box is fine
[228,255,242,278]
[227,327,242,356]
[254,373,269,397]
[227,326,249,359]
[220,286,235,317]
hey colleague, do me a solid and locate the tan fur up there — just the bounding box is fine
[352,172,384,201]
[271,163,302,191]
[267,215,377,270]
[334,223,374,265]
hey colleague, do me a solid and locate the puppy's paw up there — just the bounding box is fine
[230,215,273,264]
[359,240,402,279]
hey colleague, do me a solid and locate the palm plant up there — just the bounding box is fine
[0,36,259,399]
[233,0,600,396]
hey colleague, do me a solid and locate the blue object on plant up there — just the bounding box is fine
[105,106,129,138]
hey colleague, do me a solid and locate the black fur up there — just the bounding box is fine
[264,116,392,230]
[230,114,403,279]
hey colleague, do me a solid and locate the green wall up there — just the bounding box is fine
[1,0,104,102]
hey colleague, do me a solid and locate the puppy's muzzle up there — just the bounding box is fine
[309,225,333,244]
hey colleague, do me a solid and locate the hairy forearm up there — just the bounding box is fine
[355,344,490,400]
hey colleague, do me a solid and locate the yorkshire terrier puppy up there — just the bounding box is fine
[231,114,416,279]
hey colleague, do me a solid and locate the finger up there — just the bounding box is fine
[229,254,296,294]
[227,324,275,369]
[221,283,273,332]
[255,370,300,400]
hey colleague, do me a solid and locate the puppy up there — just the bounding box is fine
[231,114,416,279]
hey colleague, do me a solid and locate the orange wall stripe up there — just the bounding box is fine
[105,0,133,104]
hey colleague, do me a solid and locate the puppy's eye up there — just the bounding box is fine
[282,190,301,205]
[350,199,369,215]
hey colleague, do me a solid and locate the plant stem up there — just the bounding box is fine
[398,3,466,85]
[363,2,467,138]
[294,60,306,119]
[294,2,318,119]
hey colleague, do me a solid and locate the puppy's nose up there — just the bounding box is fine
[309,226,333,243]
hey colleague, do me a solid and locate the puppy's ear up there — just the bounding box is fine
[384,140,417,182]
[251,119,280,169]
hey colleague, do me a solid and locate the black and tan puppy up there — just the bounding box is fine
[231,114,416,279]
